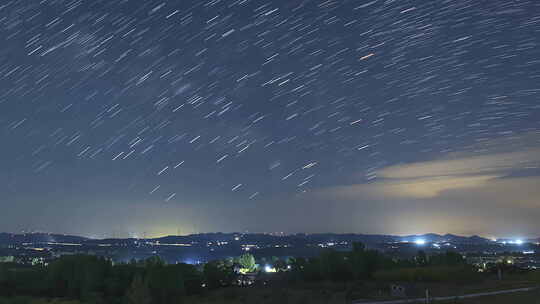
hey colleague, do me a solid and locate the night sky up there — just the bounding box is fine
[1,0,540,238]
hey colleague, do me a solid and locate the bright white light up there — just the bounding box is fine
[414,239,426,245]
[515,239,523,245]
[264,265,273,273]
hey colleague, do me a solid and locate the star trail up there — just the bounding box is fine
[1,0,540,238]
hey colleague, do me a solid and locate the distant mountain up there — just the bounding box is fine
[0,232,88,245]
[0,232,497,246]
[401,233,491,244]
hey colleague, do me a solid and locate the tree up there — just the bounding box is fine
[125,275,152,304]
[144,256,165,268]
[204,260,234,289]
[428,251,465,266]
[173,263,203,295]
[416,250,428,266]
[104,263,140,300]
[147,265,185,304]
[238,253,256,272]
[320,249,353,281]
[46,255,110,299]
[352,242,366,252]
[274,259,287,272]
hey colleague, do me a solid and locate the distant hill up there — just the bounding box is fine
[0,231,497,246]
[400,233,492,244]
[0,232,88,245]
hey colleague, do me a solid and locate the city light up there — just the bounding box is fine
[264,265,276,273]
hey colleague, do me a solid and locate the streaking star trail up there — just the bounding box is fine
[1,0,540,237]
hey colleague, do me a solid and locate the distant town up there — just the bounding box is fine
[2,231,540,304]
[2,232,539,270]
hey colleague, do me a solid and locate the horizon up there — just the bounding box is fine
[1,230,535,241]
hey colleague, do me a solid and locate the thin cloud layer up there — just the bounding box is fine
[378,149,540,180]
[363,175,498,199]
[321,148,540,200]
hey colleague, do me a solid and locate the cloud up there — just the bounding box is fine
[320,148,540,200]
[378,149,540,180]
[361,175,498,198]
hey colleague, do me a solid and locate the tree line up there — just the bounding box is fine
[0,243,469,303]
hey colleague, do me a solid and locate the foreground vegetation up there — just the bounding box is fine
[0,244,538,304]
